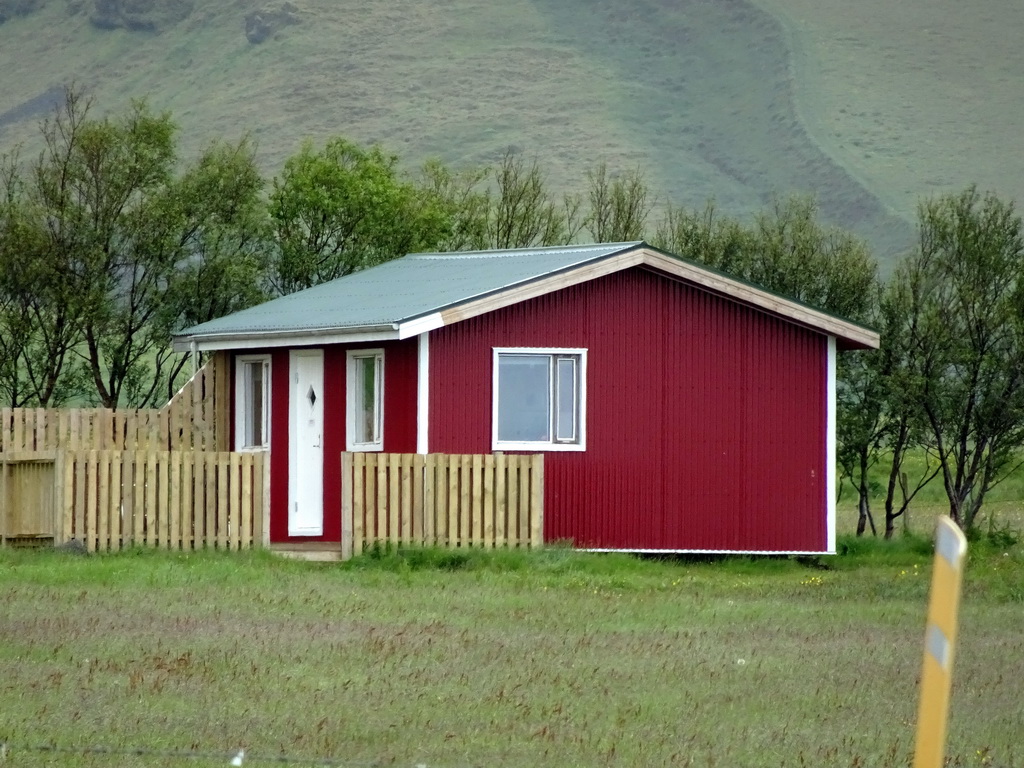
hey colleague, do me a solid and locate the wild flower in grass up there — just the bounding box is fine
[897,563,922,579]
[800,575,824,587]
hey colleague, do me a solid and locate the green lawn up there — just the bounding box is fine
[1,540,1021,767]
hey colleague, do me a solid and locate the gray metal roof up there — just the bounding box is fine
[175,242,642,340]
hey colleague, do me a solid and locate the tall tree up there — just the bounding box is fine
[652,195,877,321]
[270,138,450,294]
[585,163,652,243]
[7,88,273,408]
[158,137,272,399]
[898,187,1024,530]
[487,149,582,249]
[417,159,490,252]
[34,91,180,408]
[0,154,83,407]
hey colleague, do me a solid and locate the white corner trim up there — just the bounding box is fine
[399,312,444,340]
[826,336,837,554]
[417,333,430,454]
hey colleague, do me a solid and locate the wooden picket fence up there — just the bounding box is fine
[61,450,266,552]
[341,452,543,558]
[0,449,266,551]
[0,352,230,454]
[0,451,58,542]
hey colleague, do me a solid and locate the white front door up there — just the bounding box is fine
[289,349,324,536]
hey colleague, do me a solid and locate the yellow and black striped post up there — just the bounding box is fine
[912,516,968,768]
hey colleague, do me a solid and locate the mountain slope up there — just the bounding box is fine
[3,0,1018,267]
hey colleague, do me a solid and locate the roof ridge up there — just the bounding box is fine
[406,241,643,259]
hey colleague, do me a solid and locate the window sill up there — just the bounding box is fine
[493,441,586,452]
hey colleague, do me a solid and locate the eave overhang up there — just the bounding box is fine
[172,244,879,352]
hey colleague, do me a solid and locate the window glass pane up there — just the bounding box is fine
[244,361,265,447]
[498,355,551,442]
[555,357,577,442]
[354,356,380,444]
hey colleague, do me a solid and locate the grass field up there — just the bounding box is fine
[1,537,1021,767]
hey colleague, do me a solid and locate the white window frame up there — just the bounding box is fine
[234,354,271,451]
[346,349,385,452]
[492,347,587,452]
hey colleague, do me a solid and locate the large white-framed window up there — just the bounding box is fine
[235,354,271,451]
[492,348,587,451]
[347,349,384,451]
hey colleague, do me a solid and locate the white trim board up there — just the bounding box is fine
[582,548,838,556]
[416,333,430,454]
[826,336,837,555]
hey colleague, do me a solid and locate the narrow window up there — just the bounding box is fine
[493,348,586,451]
[235,355,271,451]
[347,350,384,451]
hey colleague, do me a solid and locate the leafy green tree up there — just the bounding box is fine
[5,88,272,408]
[158,137,272,399]
[652,195,877,321]
[585,163,652,243]
[0,114,93,407]
[835,281,886,536]
[652,201,757,278]
[896,187,1024,531]
[417,160,490,252]
[270,138,450,293]
[837,275,941,538]
[487,149,582,249]
[35,91,180,408]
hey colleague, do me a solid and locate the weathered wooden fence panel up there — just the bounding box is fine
[0,452,58,543]
[341,452,543,557]
[0,352,229,454]
[60,450,265,552]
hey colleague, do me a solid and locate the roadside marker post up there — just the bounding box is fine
[912,516,968,768]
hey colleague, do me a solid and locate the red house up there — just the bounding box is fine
[173,242,878,555]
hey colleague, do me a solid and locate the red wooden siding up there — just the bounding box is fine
[429,266,828,552]
[267,339,418,544]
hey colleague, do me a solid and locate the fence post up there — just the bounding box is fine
[341,453,353,560]
[530,454,544,548]
[0,455,7,547]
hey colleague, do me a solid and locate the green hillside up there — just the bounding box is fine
[2,0,1020,267]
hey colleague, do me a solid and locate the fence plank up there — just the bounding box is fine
[353,453,365,555]
[85,451,98,552]
[471,454,483,547]
[495,453,506,548]
[240,454,253,550]
[110,452,122,551]
[388,453,400,545]
[483,454,495,548]
[217,457,228,549]
[412,454,425,545]
[229,453,241,550]
[61,450,74,544]
[341,452,354,560]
